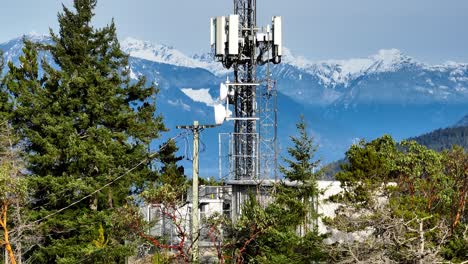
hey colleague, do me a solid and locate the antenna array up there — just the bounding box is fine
[211,0,283,220]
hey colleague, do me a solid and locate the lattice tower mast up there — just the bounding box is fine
[212,0,282,182]
[233,0,257,180]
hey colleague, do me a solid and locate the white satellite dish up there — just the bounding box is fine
[214,104,226,125]
[219,83,228,101]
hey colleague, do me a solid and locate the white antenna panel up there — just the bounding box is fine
[273,16,282,56]
[214,104,227,125]
[219,83,229,101]
[215,16,226,56]
[210,18,215,46]
[228,15,239,55]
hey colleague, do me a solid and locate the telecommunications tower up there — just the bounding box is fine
[211,0,283,219]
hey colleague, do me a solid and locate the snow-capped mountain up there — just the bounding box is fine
[282,48,417,84]
[269,48,468,106]
[1,35,466,169]
[120,37,468,107]
[2,33,466,105]
[121,37,230,76]
[0,33,51,64]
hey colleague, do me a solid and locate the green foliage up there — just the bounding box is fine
[92,224,109,249]
[279,116,321,226]
[330,135,468,263]
[0,122,26,204]
[441,225,468,262]
[226,117,326,263]
[120,138,189,262]
[334,135,398,206]
[152,251,172,264]
[155,139,186,191]
[225,193,276,262]
[3,0,165,262]
[0,162,27,204]
[142,139,187,206]
[323,122,468,181]
[228,192,326,263]
[199,176,224,186]
[280,115,320,183]
[392,140,448,218]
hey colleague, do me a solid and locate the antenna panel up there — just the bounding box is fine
[272,16,282,57]
[214,104,227,125]
[210,18,215,46]
[228,15,239,55]
[216,16,226,56]
[219,83,229,101]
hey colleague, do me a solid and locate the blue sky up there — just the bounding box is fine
[1,0,467,63]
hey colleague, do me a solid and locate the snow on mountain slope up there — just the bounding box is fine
[180,88,216,107]
[282,48,420,87]
[2,35,468,106]
[1,33,50,64]
[282,47,467,85]
[272,47,468,105]
[121,37,230,75]
[1,35,466,165]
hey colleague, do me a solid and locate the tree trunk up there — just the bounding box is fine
[108,189,113,209]
[1,203,17,264]
[452,189,466,230]
[419,219,424,264]
[15,242,22,264]
[90,194,98,211]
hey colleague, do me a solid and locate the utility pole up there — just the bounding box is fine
[176,121,217,263]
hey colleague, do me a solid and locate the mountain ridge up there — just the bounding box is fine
[3,34,468,107]
[1,34,466,169]
[454,114,468,128]
[117,36,468,106]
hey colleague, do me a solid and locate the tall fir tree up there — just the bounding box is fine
[269,116,325,262]
[156,139,185,188]
[4,0,165,263]
[278,115,321,232]
[228,116,326,263]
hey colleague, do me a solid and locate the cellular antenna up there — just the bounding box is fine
[211,0,283,220]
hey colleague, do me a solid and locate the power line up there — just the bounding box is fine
[32,132,188,224]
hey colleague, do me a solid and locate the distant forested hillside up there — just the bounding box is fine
[322,122,468,179]
[409,126,468,151]
[454,114,468,127]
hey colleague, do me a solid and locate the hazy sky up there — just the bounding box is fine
[1,0,468,63]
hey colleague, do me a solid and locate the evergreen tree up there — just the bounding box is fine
[4,0,165,262]
[278,115,321,231]
[228,116,326,263]
[156,139,185,188]
[262,116,325,262]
